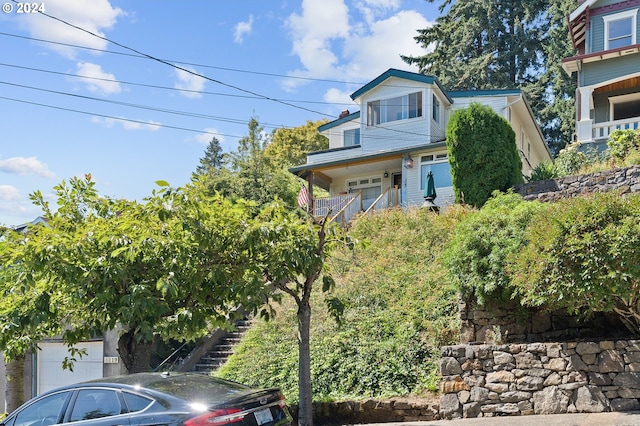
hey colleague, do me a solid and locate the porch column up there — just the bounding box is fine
[576,86,594,143]
[307,172,314,214]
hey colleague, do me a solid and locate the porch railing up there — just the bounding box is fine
[364,186,400,216]
[312,192,363,226]
[593,117,640,140]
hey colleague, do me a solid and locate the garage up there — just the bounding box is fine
[37,341,104,394]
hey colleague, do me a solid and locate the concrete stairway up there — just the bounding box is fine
[190,318,252,374]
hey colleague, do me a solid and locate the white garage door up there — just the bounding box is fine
[37,342,104,395]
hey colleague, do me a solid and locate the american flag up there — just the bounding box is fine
[297,184,309,208]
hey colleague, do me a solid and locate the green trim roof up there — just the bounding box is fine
[318,111,360,132]
[289,141,447,175]
[350,68,453,103]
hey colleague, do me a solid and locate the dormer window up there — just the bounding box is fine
[604,9,637,50]
[367,92,422,126]
[344,128,360,146]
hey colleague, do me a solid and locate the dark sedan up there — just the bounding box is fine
[1,372,292,426]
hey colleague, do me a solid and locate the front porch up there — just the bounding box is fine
[311,186,402,225]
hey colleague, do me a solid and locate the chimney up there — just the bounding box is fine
[339,110,350,118]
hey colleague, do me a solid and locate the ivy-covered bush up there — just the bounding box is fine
[446,103,523,208]
[510,192,640,335]
[442,192,544,305]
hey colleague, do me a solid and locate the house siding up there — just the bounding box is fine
[358,77,438,151]
[583,54,640,86]
[593,85,640,122]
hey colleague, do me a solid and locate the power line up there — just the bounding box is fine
[0,80,301,130]
[0,95,244,138]
[4,5,432,139]
[0,31,367,86]
[0,62,357,107]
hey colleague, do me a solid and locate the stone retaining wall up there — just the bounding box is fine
[439,340,640,419]
[289,398,440,424]
[513,165,640,202]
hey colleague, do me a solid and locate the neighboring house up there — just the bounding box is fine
[289,68,552,223]
[563,0,640,150]
[1,218,124,413]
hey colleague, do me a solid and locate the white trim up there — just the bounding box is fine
[603,9,638,50]
[609,92,640,120]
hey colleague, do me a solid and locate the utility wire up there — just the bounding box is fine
[0,95,243,138]
[0,80,299,130]
[0,31,366,86]
[0,62,357,107]
[5,4,432,138]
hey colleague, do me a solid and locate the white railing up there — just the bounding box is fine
[313,193,355,218]
[592,117,640,140]
[330,192,363,226]
[364,186,400,216]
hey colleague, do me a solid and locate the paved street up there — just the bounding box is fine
[365,411,640,426]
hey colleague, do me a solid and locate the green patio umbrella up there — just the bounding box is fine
[422,171,439,212]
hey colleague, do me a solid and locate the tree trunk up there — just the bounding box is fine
[117,330,152,373]
[5,355,25,413]
[297,301,313,426]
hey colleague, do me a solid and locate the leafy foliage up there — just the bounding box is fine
[265,120,329,167]
[511,192,640,335]
[446,103,523,208]
[0,176,272,371]
[443,192,544,305]
[608,129,640,163]
[218,207,464,402]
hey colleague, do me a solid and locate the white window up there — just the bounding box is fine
[344,128,360,146]
[420,154,452,190]
[609,92,640,121]
[603,9,638,50]
[367,92,422,126]
[432,94,441,124]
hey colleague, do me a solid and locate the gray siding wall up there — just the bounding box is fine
[582,54,640,86]
[593,86,640,122]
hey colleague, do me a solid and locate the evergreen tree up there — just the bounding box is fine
[403,0,576,154]
[195,136,224,175]
[447,103,523,208]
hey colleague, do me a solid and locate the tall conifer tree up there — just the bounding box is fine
[403,0,576,154]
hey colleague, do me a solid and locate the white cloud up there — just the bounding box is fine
[75,62,121,95]
[0,157,56,179]
[0,185,21,201]
[17,0,124,58]
[195,129,225,145]
[284,0,432,96]
[234,15,254,44]
[174,67,206,99]
[91,116,161,131]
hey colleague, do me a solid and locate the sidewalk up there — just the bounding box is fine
[365,411,640,426]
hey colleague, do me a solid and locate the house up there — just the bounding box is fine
[289,68,552,223]
[563,0,640,149]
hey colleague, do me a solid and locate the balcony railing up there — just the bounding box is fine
[593,117,640,140]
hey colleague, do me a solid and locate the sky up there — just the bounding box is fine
[0,0,439,226]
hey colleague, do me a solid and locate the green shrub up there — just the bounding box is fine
[446,103,523,208]
[554,142,606,176]
[608,129,640,162]
[526,161,558,182]
[510,192,640,335]
[443,192,544,305]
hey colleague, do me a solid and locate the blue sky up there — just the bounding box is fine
[0,0,439,226]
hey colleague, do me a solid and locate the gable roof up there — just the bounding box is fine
[318,111,360,132]
[350,68,453,104]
